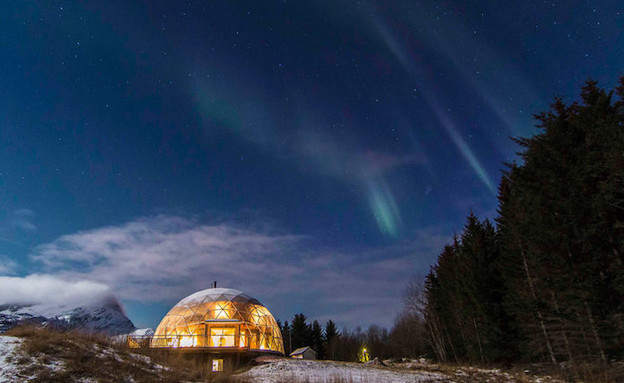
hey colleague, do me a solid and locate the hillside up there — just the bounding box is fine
[0,328,565,383]
[0,328,176,383]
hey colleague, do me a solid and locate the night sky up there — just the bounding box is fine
[1,1,623,329]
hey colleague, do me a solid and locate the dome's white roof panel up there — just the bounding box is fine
[177,288,252,306]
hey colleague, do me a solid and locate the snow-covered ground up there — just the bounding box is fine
[237,358,450,383]
[0,336,22,382]
[236,358,566,383]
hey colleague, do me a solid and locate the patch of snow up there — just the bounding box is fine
[130,328,154,337]
[237,358,450,383]
[0,336,23,382]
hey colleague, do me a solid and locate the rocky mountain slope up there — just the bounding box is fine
[0,294,135,335]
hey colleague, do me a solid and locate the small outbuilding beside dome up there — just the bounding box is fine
[290,346,317,360]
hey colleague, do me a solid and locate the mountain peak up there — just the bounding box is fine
[0,275,135,335]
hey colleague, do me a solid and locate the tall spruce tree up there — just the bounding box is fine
[291,313,311,351]
[325,320,339,360]
[281,320,292,355]
[311,320,325,359]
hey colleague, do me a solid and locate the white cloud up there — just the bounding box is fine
[0,274,112,308]
[31,215,449,328]
[0,255,18,275]
[11,209,37,231]
[33,216,303,302]
[0,208,37,244]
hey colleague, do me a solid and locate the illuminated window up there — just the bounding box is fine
[210,328,235,347]
[179,335,196,347]
[215,302,230,319]
[128,338,140,348]
[212,359,223,372]
[239,330,247,347]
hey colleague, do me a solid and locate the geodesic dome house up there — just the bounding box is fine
[150,287,284,354]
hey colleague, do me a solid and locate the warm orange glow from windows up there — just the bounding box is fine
[239,331,247,347]
[212,359,223,372]
[179,335,196,347]
[151,289,284,353]
[215,302,230,319]
[210,328,235,347]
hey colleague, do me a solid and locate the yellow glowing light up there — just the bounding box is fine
[212,359,223,372]
[210,328,235,347]
[128,338,140,348]
[215,302,230,319]
[179,335,196,347]
[359,347,370,363]
[251,309,262,324]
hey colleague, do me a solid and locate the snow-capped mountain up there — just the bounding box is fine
[130,327,154,337]
[0,295,135,335]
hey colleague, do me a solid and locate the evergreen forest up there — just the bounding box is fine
[281,79,624,380]
[422,79,624,377]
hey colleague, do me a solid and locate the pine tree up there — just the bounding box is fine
[324,320,339,360]
[290,313,311,350]
[281,320,292,355]
[311,320,325,359]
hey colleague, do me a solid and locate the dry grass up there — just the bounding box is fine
[5,326,621,383]
[5,324,259,382]
[5,325,217,382]
[397,359,624,383]
[560,362,624,383]
[386,360,566,383]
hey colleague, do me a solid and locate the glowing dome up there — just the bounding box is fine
[151,288,284,353]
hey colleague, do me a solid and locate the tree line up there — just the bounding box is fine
[421,79,624,372]
[277,311,426,361]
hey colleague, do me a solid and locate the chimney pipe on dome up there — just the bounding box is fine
[211,281,217,288]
